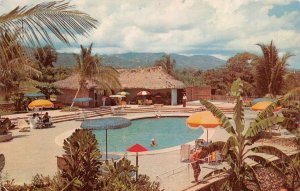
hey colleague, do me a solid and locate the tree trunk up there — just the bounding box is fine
[70,85,81,110]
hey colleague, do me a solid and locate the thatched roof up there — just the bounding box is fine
[53,74,97,90]
[117,66,185,89]
[54,66,185,90]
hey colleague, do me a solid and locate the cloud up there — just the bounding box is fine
[2,0,300,68]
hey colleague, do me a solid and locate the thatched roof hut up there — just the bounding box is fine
[54,66,185,106]
[53,74,97,90]
[117,66,185,89]
[54,66,185,90]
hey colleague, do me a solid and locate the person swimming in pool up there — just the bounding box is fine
[150,138,157,147]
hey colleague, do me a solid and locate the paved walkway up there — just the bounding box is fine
[0,103,296,190]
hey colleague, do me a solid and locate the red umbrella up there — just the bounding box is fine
[127,144,148,181]
[137,91,151,96]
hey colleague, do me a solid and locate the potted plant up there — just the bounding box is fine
[0,118,13,142]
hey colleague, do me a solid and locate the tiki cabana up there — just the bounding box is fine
[118,66,185,105]
[53,74,100,107]
[54,66,185,106]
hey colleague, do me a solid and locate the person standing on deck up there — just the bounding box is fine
[183,93,187,107]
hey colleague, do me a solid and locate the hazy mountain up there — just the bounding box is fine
[55,52,226,70]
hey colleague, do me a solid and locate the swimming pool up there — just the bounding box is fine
[93,117,203,152]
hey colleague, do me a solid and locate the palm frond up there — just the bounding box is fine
[243,163,262,191]
[200,98,236,135]
[221,136,239,157]
[279,87,300,106]
[0,1,98,46]
[245,115,284,138]
[252,101,278,122]
[250,145,290,162]
[247,155,282,173]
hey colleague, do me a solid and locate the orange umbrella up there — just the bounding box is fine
[251,101,281,112]
[186,111,221,142]
[28,99,54,109]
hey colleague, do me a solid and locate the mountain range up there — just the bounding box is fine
[55,52,226,70]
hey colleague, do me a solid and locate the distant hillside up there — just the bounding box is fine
[55,52,226,70]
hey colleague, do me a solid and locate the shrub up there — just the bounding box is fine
[61,129,102,190]
[0,118,12,135]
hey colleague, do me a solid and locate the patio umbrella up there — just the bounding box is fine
[251,101,281,112]
[251,97,275,105]
[81,117,132,160]
[24,92,45,98]
[109,95,126,98]
[137,91,151,96]
[186,111,221,142]
[28,99,54,109]
[117,91,130,96]
[127,143,148,181]
[73,97,93,102]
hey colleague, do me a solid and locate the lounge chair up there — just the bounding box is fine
[208,151,222,165]
[180,144,191,162]
[137,100,143,105]
[29,118,37,129]
[147,100,153,105]
[111,107,116,115]
[17,119,30,132]
[121,101,127,107]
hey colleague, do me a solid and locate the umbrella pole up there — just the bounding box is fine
[207,129,208,143]
[136,152,138,182]
[106,129,108,160]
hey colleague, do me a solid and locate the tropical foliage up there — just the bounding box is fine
[198,78,299,190]
[70,43,121,108]
[35,83,62,100]
[61,129,102,190]
[100,158,160,191]
[0,118,12,135]
[255,41,294,96]
[0,0,97,100]
[154,54,176,75]
[34,45,57,68]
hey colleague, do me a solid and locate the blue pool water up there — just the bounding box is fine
[93,117,203,152]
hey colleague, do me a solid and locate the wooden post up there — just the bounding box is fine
[106,129,108,160]
[136,152,138,181]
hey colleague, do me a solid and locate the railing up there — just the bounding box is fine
[156,164,192,191]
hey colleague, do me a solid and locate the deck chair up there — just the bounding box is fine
[18,119,30,132]
[138,100,143,105]
[147,100,153,105]
[180,144,191,162]
[111,107,116,115]
[121,101,127,107]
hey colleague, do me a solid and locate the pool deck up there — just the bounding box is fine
[0,103,297,191]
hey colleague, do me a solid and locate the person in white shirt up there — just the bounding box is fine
[183,93,187,107]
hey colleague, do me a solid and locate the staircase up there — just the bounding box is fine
[8,106,234,125]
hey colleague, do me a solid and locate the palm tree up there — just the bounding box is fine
[255,41,294,96]
[0,32,40,99]
[0,1,98,99]
[70,44,121,108]
[199,78,297,190]
[154,54,176,75]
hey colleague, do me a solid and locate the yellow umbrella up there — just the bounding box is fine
[186,111,221,142]
[28,99,54,109]
[251,101,281,112]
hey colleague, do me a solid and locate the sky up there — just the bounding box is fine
[1,0,300,69]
